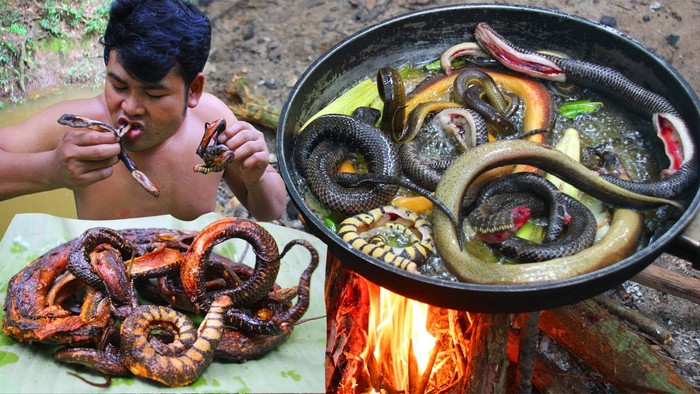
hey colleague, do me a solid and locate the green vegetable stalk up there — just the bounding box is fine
[301,78,380,130]
[559,99,603,119]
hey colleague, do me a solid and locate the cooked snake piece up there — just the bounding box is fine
[194,118,235,174]
[67,227,135,295]
[57,114,160,197]
[180,218,281,313]
[216,240,319,362]
[120,295,232,387]
[55,345,130,377]
[2,242,111,345]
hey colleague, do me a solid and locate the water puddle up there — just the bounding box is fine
[0,85,100,237]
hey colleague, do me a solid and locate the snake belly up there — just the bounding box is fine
[294,109,400,214]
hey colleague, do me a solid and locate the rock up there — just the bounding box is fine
[600,15,617,27]
[666,34,680,46]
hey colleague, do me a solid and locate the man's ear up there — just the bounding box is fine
[187,73,205,108]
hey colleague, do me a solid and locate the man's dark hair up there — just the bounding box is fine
[101,0,211,85]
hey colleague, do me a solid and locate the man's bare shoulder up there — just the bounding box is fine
[0,94,108,151]
[192,92,236,122]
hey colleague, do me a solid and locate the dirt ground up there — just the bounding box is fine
[7,0,700,390]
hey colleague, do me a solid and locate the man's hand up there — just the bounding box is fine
[53,130,121,190]
[217,120,270,186]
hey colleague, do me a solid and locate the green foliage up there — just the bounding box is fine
[0,0,111,102]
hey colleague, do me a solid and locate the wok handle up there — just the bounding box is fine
[666,211,700,270]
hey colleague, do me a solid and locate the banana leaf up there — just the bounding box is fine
[0,212,326,393]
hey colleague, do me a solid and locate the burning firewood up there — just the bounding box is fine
[325,257,696,393]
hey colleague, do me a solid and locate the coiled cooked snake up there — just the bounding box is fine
[295,107,401,214]
[337,206,434,272]
[467,172,597,263]
[432,139,675,283]
[474,22,697,199]
[120,295,232,387]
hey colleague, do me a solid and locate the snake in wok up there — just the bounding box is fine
[433,139,681,284]
[466,172,598,263]
[295,106,464,246]
[336,205,435,272]
[473,22,698,199]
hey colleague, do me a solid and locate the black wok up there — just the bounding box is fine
[277,4,700,312]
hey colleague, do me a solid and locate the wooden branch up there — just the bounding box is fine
[632,263,700,304]
[593,294,673,344]
[325,255,371,393]
[464,313,510,393]
[224,76,281,130]
[515,312,540,394]
[540,299,695,394]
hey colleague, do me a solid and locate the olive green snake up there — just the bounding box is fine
[433,139,678,284]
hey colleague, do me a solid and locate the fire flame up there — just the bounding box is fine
[361,282,437,391]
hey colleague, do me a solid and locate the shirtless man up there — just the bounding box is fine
[0,0,286,222]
